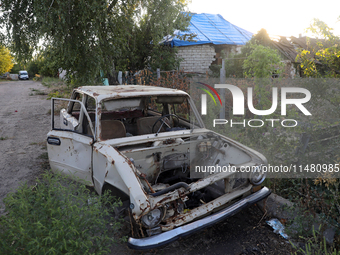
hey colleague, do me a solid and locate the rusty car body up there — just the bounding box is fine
[47,85,271,249]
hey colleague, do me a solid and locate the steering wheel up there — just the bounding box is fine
[152,114,180,134]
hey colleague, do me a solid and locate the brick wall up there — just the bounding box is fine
[177,44,216,73]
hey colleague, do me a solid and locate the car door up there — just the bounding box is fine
[47,94,95,186]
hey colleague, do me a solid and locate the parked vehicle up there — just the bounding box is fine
[18,70,29,80]
[1,72,9,79]
[47,85,271,250]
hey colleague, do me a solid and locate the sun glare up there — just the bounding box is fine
[187,0,340,37]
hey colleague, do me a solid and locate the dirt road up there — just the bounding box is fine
[0,80,51,212]
[0,80,294,254]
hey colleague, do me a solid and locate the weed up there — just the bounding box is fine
[29,88,47,96]
[47,90,63,99]
[36,91,47,95]
[0,137,8,140]
[42,77,65,88]
[29,141,46,146]
[290,226,340,255]
[38,152,49,160]
[0,171,122,254]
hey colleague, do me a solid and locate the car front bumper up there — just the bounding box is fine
[128,186,271,250]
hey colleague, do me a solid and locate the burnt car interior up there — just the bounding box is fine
[68,93,194,139]
[100,95,192,138]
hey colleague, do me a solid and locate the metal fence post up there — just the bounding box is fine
[157,68,160,79]
[118,71,122,85]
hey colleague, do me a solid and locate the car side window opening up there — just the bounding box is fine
[83,95,96,136]
[62,92,93,136]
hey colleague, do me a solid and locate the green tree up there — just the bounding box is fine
[243,43,284,78]
[32,48,59,77]
[251,28,272,47]
[1,0,190,85]
[296,19,340,78]
[242,43,283,119]
[0,46,14,74]
[224,29,282,78]
[111,0,190,76]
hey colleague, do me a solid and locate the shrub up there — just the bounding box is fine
[0,172,121,255]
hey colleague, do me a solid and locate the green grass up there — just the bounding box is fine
[29,141,46,146]
[38,152,49,160]
[0,136,8,140]
[0,171,122,254]
[29,88,47,96]
[41,77,66,88]
[41,76,71,100]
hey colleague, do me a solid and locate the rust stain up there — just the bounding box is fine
[139,203,150,215]
[111,160,115,165]
[156,196,172,205]
[163,138,175,145]
[105,171,109,177]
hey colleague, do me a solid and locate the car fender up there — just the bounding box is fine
[93,143,149,216]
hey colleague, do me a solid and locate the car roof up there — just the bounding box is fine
[76,85,189,102]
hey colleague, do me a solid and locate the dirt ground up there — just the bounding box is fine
[114,205,295,255]
[0,80,51,212]
[0,80,294,255]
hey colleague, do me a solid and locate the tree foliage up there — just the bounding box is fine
[1,0,190,84]
[243,43,284,78]
[223,29,283,79]
[114,0,190,72]
[27,48,59,77]
[0,46,14,74]
[296,19,340,78]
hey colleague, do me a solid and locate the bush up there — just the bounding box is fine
[0,172,122,255]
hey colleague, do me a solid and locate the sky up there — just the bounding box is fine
[187,0,340,38]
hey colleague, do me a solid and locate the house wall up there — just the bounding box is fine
[231,45,242,54]
[177,45,216,73]
[281,60,298,78]
[177,44,244,73]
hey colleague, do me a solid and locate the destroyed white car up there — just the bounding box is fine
[47,85,271,249]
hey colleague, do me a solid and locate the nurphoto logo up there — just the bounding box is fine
[199,83,312,128]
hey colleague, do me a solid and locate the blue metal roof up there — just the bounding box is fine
[165,13,253,47]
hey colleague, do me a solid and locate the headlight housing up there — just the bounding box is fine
[249,165,266,186]
[141,208,164,228]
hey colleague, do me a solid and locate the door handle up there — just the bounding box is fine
[47,137,61,146]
